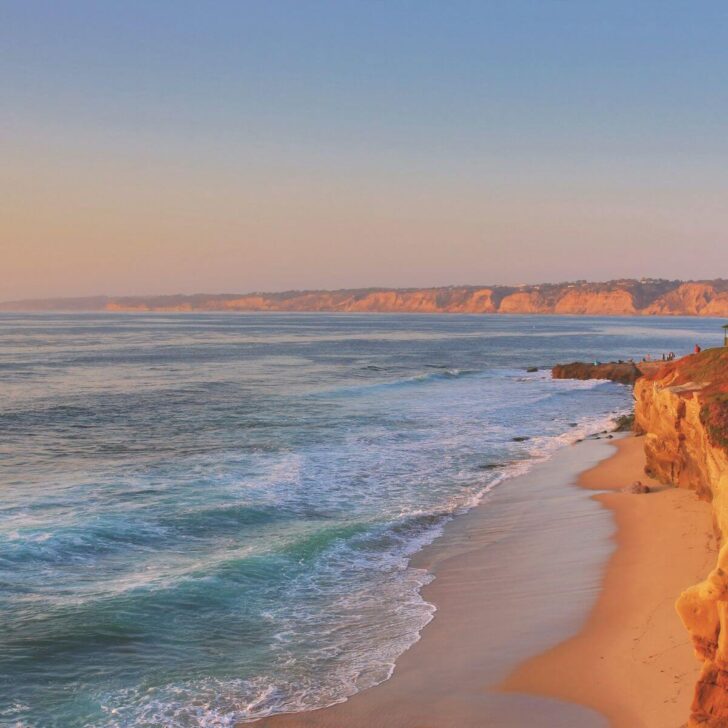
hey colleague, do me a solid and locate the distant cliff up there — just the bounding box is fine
[4,279,728,315]
[634,349,728,727]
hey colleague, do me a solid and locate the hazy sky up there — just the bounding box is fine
[2,1,728,300]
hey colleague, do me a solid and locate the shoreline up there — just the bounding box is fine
[504,435,715,727]
[256,435,622,727]
[256,434,715,728]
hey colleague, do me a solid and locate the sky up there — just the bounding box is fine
[2,1,728,300]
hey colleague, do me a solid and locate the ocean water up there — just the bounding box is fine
[0,313,721,727]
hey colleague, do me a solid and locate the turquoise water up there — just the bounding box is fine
[0,313,720,727]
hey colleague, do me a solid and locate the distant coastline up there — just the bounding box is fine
[3,278,728,316]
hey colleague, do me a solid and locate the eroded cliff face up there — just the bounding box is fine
[553,288,637,315]
[634,349,728,727]
[643,283,728,317]
[4,279,728,315]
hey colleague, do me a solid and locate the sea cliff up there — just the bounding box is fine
[634,348,728,727]
[4,279,728,315]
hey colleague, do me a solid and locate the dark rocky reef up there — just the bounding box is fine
[551,361,644,385]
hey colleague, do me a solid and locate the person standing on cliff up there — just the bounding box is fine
[695,344,702,354]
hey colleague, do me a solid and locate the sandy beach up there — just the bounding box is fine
[505,435,716,727]
[256,435,715,728]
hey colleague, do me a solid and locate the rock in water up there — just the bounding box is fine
[623,481,650,494]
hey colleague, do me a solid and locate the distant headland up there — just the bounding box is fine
[3,278,728,316]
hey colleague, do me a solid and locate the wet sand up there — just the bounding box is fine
[505,435,715,728]
[256,437,623,728]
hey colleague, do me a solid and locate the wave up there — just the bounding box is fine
[1,352,634,726]
[88,407,624,727]
[25,405,626,726]
[319,367,486,398]
[0,517,170,566]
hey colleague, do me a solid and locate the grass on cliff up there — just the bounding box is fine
[701,392,728,450]
[649,348,728,452]
[648,347,728,387]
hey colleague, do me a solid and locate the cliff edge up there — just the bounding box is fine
[634,348,728,727]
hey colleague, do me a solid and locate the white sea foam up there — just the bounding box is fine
[96,378,630,727]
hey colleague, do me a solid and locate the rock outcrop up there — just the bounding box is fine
[634,348,728,727]
[4,278,728,316]
[552,361,644,385]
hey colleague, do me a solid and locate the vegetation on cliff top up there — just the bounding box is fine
[646,348,728,452]
[649,347,728,387]
[701,393,728,450]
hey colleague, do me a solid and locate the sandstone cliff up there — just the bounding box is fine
[643,283,728,317]
[634,349,728,727]
[553,287,638,315]
[4,279,728,316]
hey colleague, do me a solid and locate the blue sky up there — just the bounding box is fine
[2,1,727,298]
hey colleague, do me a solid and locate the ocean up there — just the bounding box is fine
[0,312,720,727]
